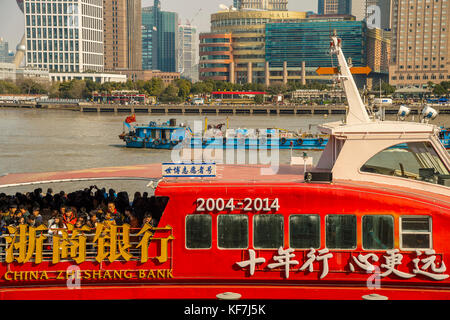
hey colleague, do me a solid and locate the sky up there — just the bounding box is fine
[0,0,317,51]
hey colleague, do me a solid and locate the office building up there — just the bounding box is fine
[233,0,288,11]
[200,10,306,83]
[265,18,367,85]
[318,0,392,29]
[0,39,14,63]
[199,33,233,82]
[103,0,142,71]
[366,0,392,29]
[142,5,156,70]
[317,0,351,15]
[389,0,450,87]
[24,0,104,72]
[142,0,178,72]
[178,24,198,82]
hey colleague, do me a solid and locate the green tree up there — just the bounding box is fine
[175,79,192,99]
[373,81,395,96]
[58,80,87,99]
[150,78,165,97]
[433,84,447,96]
[0,80,21,94]
[16,78,49,95]
[254,94,264,104]
[440,81,450,91]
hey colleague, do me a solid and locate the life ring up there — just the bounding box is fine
[161,139,167,145]
[280,137,287,145]
[153,139,161,146]
[297,138,303,145]
[131,136,138,142]
[318,138,324,145]
[170,140,178,146]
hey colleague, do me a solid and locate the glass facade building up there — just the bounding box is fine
[0,39,11,63]
[265,20,367,68]
[158,11,178,73]
[142,0,178,73]
[142,6,156,70]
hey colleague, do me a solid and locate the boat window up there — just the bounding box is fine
[164,130,170,140]
[326,215,357,249]
[400,216,432,250]
[253,214,284,249]
[361,142,450,186]
[185,214,212,249]
[289,215,320,249]
[362,215,394,250]
[218,214,248,249]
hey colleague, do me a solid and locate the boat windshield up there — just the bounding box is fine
[360,141,450,187]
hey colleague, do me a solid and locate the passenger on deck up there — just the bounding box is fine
[74,218,85,229]
[103,212,116,229]
[2,205,16,227]
[18,205,30,221]
[62,207,77,226]
[142,213,157,228]
[86,211,99,229]
[107,202,123,225]
[48,215,66,244]
[32,206,43,226]
[123,207,139,229]
[27,216,37,227]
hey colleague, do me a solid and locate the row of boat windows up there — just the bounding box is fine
[185,214,432,251]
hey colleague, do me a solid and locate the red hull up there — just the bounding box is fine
[1,179,450,300]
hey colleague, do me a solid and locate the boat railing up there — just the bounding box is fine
[0,225,172,264]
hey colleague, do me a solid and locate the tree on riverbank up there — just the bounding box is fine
[0,77,355,103]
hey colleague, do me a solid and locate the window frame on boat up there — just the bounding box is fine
[185,214,213,250]
[288,214,321,249]
[217,214,249,250]
[252,214,284,250]
[399,215,433,251]
[361,215,395,251]
[359,141,450,187]
[325,214,357,250]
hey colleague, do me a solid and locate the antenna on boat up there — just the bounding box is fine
[329,30,371,125]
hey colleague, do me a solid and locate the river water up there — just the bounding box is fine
[1,108,449,196]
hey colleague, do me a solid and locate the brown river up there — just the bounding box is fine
[1,108,449,196]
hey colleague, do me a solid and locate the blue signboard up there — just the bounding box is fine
[162,163,216,178]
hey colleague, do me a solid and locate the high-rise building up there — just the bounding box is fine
[265,19,367,69]
[24,0,104,72]
[318,0,392,29]
[318,0,342,15]
[178,24,198,82]
[389,0,450,87]
[142,6,156,70]
[233,0,288,11]
[0,38,12,63]
[201,10,306,84]
[366,0,392,29]
[103,0,142,71]
[142,0,178,73]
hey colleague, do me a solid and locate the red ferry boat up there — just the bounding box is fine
[0,33,449,300]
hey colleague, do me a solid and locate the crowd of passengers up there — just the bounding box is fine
[0,186,164,235]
